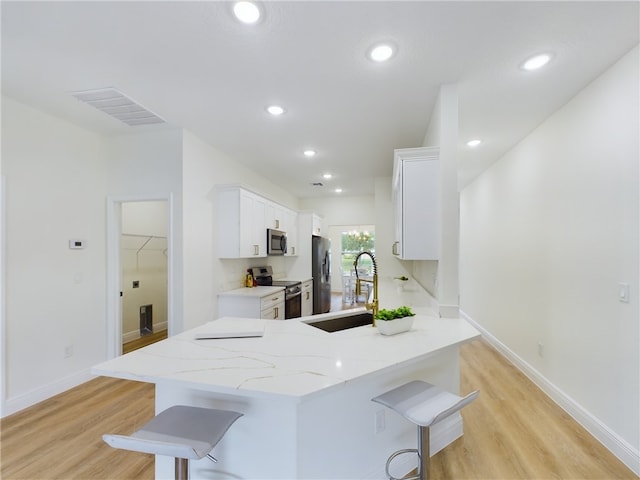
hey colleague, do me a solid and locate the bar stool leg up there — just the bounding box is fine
[175,457,188,480]
[417,426,430,480]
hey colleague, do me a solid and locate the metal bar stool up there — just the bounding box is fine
[103,405,243,480]
[372,380,479,480]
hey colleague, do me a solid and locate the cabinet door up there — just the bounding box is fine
[219,188,267,258]
[238,191,267,257]
[392,160,403,256]
[312,214,323,236]
[250,194,266,257]
[393,148,439,260]
[301,281,313,317]
[261,302,285,320]
[282,209,298,256]
[238,191,255,257]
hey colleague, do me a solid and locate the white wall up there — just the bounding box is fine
[460,46,639,471]
[298,195,377,291]
[411,84,460,315]
[107,130,184,344]
[181,131,298,329]
[299,186,415,292]
[2,97,109,415]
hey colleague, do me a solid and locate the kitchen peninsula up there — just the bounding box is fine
[93,280,480,479]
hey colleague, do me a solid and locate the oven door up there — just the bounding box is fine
[285,289,302,319]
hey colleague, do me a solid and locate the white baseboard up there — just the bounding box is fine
[3,368,94,417]
[122,321,168,344]
[460,309,640,476]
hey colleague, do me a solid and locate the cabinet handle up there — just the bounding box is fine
[275,219,280,229]
[254,245,259,255]
[274,307,278,319]
[392,241,399,256]
[306,292,309,300]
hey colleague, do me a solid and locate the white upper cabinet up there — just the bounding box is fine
[218,187,267,258]
[265,203,298,256]
[218,186,298,258]
[311,214,324,236]
[392,147,440,260]
[281,208,298,256]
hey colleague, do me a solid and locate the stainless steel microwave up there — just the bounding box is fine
[267,228,287,255]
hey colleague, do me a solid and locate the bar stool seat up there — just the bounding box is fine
[372,380,478,480]
[103,405,243,480]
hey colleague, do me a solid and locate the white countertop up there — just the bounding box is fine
[217,285,284,298]
[92,310,479,401]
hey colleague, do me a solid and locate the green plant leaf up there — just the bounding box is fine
[375,306,415,321]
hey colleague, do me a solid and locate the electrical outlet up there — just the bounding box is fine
[64,345,74,358]
[375,409,385,434]
[537,343,544,357]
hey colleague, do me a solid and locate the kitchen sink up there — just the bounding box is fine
[305,312,373,332]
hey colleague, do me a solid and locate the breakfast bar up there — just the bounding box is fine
[93,302,480,480]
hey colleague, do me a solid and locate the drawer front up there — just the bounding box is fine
[261,291,284,310]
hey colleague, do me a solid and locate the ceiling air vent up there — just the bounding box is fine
[71,87,165,126]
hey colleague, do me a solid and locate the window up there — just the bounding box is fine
[341,227,375,275]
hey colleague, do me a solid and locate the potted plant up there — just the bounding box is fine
[374,306,416,335]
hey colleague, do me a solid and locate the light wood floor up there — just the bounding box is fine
[122,329,168,354]
[1,340,637,479]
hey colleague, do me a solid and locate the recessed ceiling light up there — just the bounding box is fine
[304,149,316,157]
[368,43,396,62]
[233,1,261,24]
[323,173,332,180]
[467,139,482,147]
[520,53,552,71]
[334,188,343,193]
[266,105,285,116]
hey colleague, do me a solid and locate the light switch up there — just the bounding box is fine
[69,239,84,249]
[619,283,630,303]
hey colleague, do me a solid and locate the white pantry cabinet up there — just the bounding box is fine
[392,147,440,260]
[218,187,267,258]
[301,279,313,317]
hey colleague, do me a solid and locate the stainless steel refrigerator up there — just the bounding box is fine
[312,235,331,314]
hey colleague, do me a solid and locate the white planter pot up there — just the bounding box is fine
[376,316,413,336]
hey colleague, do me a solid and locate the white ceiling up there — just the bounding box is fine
[2,1,638,197]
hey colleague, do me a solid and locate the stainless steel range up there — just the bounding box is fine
[251,267,302,319]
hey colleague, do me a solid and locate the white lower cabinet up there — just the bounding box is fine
[218,287,285,320]
[301,280,313,317]
[260,291,285,320]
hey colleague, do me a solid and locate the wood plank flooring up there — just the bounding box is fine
[122,329,168,354]
[1,338,637,479]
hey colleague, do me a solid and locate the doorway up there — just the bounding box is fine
[328,225,375,294]
[106,195,173,358]
[120,201,168,353]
